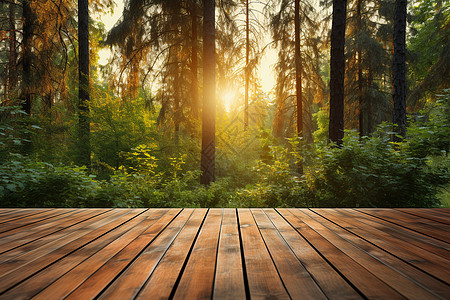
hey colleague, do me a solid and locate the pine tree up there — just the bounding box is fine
[392,0,407,141]
[270,0,323,143]
[78,0,91,166]
[329,0,347,145]
[200,0,215,185]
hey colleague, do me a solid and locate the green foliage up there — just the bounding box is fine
[306,129,447,207]
[0,154,99,207]
[0,106,38,160]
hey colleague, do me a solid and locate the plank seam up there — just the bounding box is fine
[0,209,114,255]
[167,208,210,300]
[0,209,148,296]
[250,209,292,300]
[210,208,223,300]
[277,208,367,299]
[236,208,251,300]
[262,209,328,299]
[394,209,450,225]
[0,209,55,226]
[311,209,450,287]
[356,209,450,244]
[88,209,180,300]
[306,209,445,299]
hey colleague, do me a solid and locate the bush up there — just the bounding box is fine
[305,128,448,207]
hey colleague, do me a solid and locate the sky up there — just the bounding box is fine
[95,1,278,95]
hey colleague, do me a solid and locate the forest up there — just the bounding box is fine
[0,0,448,208]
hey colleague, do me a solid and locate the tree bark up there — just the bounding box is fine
[191,0,199,120]
[9,1,17,95]
[393,0,407,141]
[367,63,373,134]
[200,0,215,185]
[244,0,249,130]
[78,0,91,167]
[174,54,180,144]
[357,0,363,137]
[295,0,303,173]
[329,0,347,145]
[21,0,32,114]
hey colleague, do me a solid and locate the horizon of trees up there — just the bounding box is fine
[0,0,448,188]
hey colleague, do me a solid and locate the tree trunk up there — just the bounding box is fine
[174,56,180,144]
[295,0,303,173]
[191,0,199,120]
[244,0,249,130]
[393,0,407,141]
[357,0,363,137]
[367,63,373,134]
[9,1,17,96]
[78,0,91,167]
[200,0,215,185]
[21,0,32,114]
[329,0,347,145]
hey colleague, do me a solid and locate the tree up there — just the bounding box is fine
[408,0,450,106]
[329,0,347,145]
[201,0,215,185]
[78,0,90,166]
[21,0,32,115]
[8,1,17,98]
[191,0,199,120]
[392,0,406,141]
[343,0,393,135]
[270,0,323,142]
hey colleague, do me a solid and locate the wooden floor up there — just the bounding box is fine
[0,208,448,299]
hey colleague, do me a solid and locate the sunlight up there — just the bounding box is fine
[222,90,235,113]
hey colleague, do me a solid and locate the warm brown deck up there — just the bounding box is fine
[0,208,448,299]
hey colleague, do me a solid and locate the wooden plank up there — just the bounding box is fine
[136,209,209,300]
[0,209,113,263]
[212,209,246,300]
[96,209,192,300]
[0,209,110,254]
[237,208,290,300]
[252,209,327,299]
[357,208,450,243]
[396,209,450,225]
[0,209,145,294]
[0,209,52,224]
[314,209,450,284]
[297,209,441,299]
[31,209,168,300]
[0,209,148,299]
[66,209,181,300]
[344,209,450,265]
[173,209,223,300]
[0,209,117,272]
[312,209,450,299]
[278,208,404,299]
[0,209,73,234]
[267,209,361,300]
[351,209,449,259]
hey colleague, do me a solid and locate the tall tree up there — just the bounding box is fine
[8,1,17,97]
[21,0,32,114]
[270,0,322,142]
[244,0,249,129]
[201,0,215,185]
[191,0,199,120]
[329,0,347,145]
[78,0,91,166]
[408,0,449,106]
[294,0,303,172]
[356,0,363,136]
[392,0,406,141]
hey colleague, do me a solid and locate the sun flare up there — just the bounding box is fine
[222,90,235,113]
